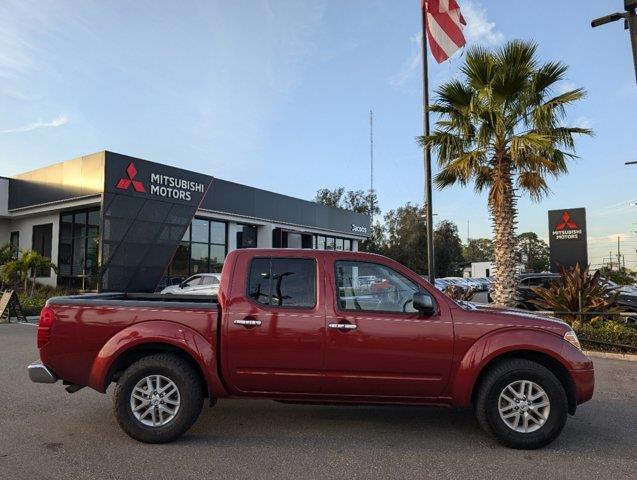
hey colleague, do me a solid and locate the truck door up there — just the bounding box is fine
[324,259,453,398]
[223,254,325,394]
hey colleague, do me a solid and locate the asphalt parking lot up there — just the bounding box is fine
[1,323,635,480]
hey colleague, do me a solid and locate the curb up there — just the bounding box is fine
[584,350,637,362]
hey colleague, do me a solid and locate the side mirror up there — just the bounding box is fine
[413,291,436,316]
[179,282,186,289]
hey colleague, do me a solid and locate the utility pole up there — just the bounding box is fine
[421,7,435,283]
[369,109,374,224]
[618,236,622,271]
[467,219,470,244]
[592,1,637,83]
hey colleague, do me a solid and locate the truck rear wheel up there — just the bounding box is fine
[113,353,203,443]
[475,358,568,449]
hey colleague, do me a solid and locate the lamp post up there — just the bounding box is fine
[592,0,637,83]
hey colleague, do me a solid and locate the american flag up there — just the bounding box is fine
[422,0,467,63]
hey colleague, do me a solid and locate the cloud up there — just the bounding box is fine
[463,1,504,46]
[573,116,592,129]
[2,114,68,133]
[555,81,576,95]
[388,33,422,87]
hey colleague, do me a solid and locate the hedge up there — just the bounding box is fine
[575,320,637,353]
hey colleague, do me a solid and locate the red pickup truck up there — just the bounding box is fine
[28,249,594,449]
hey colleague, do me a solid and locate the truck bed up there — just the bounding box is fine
[47,292,218,307]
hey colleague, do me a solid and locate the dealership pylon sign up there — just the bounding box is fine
[548,208,588,272]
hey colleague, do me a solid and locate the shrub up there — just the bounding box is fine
[575,321,637,353]
[442,285,476,302]
[530,264,621,328]
[13,285,76,318]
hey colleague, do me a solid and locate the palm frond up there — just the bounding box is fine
[517,170,551,201]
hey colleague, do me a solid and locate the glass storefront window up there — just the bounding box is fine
[312,234,354,251]
[190,243,209,273]
[58,207,100,291]
[211,221,226,245]
[191,219,209,243]
[237,225,258,249]
[210,244,226,271]
[166,217,227,281]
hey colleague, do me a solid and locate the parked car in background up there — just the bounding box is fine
[160,273,222,296]
[514,274,561,310]
[513,273,637,314]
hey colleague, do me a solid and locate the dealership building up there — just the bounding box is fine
[0,151,370,292]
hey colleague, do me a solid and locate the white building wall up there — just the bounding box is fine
[0,213,60,287]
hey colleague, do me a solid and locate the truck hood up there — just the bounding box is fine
[461,302,571,333]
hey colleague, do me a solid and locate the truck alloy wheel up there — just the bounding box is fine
[114,353,203,443]
[130,375,181,427]
[497,380,550,433]
[475,358,568,449]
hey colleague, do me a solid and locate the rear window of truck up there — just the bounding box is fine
[247,257,316,309]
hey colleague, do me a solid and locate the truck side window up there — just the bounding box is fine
[247,258,316,308]
[335,261,420,313]
[248,258,271,305]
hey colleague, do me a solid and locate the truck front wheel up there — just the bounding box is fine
[475,358,568,449]
[113,353,203,443]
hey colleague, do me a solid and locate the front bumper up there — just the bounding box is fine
[28,361,58,384]
[571,367,595,405]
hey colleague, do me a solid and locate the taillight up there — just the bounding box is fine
[37,307,56,349]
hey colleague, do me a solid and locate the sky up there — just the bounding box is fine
[1,0,636,268]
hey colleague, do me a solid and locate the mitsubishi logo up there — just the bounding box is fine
[116,162,146,192]
[556,211,577,231]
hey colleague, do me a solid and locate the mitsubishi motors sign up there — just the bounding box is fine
[548,208,588,272]
[101,152,213,292]
[110,158,208,204]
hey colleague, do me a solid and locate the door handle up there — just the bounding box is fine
[328,322,357,330]
[234,319,262,326]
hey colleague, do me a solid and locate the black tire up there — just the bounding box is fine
[114,353,204,443]
[475,359,568,449]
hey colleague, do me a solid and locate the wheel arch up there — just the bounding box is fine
[451,328,577,414]
[88,321,227,400]
[470,350,577,415]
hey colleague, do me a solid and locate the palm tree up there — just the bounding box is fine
[0,250,58,296]
[21,250,59,296]
[418,40,591,305]
[0,244,13,290]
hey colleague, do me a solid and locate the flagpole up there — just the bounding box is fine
[421,6,435,283]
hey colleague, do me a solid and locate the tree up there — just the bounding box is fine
[359,222,385,254]
[0,244,13,289]
[434,220,464,277]
[383,203,428,274]
[315,187,345,208]
[418,40,591,305]
[315,187,380,217]
[0,250,59,296]
[517,232,549,272]
[463,238,494,263]
[599,266,636,285]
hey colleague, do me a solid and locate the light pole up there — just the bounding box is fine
[592,0,637,83]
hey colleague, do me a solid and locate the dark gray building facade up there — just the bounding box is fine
[0,151,370,292]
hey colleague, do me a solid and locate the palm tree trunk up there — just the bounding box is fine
[490,167,518,306]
